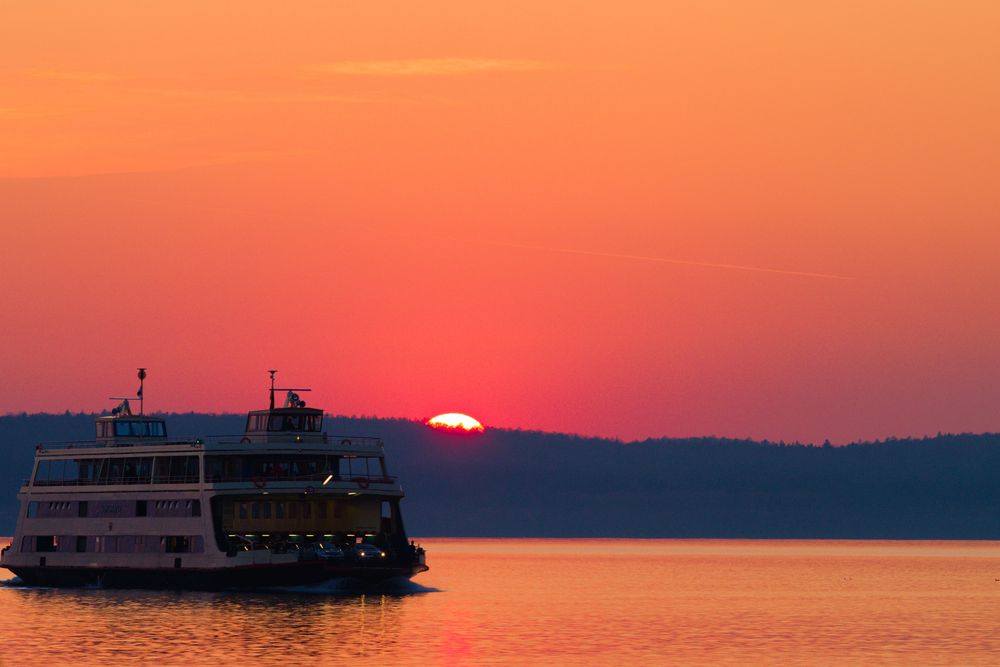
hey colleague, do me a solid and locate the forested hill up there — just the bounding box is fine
[2,413,999,538]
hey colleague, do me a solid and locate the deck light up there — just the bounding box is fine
[323,474,333,485]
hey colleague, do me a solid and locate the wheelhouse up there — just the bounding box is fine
[95,415,167,446]
[245,408,323,435]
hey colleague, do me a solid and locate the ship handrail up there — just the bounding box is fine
[29,475,200,486]
[25,472,398,487]
[36,439,199,451]
[35,434,384,451]
[205,471,398,485]
[203,434,384,448]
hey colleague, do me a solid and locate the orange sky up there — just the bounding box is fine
[1,1,999,443]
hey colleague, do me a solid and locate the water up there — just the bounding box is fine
[3,538,1000,665]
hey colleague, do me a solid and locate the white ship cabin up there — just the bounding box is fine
[95,401,168,447]
[241,405,324,445]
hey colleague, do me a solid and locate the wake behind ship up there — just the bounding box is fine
[0,371,428,589]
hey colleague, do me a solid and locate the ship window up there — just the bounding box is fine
[164,536,190,553]
[269,414,301,431]
[106,459,125,485]
[288,503,298,519]
[77,459,98,485]
[251,503,261,519]
[238,503,247,519]
[36,536,58,552]
[245,415,259,432]
[153,457,170,483]
[169,457,190,482]
[62,459,79,483]
[113,421,166,438]
[26,502,38,518]
[152,456,199,483]
[262,503,272,519]
[275,502,285,519]
[34,461,48,484]
[338,456,380,478]
[317,502,327,519]
[266,413,321,432]
[205,457,224,482]
[136,500,147,517]
[76,536,87,553]
[381,501,391,519]
[135,457,153,484]
[78,501,88,517]
[191,500,201,517]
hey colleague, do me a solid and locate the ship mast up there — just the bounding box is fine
[269,369,277,410]
[267,369,310,409]
[137,367,146,415]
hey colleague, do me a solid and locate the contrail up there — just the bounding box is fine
[492,242,854,281]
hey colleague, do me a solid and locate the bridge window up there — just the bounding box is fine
[266,413,322,432]
[113,421,166,437]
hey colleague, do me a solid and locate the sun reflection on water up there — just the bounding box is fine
[3,538,1000,665]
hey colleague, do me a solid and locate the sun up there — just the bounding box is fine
[427,413,485,432]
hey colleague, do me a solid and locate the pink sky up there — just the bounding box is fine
[1,1,999,442]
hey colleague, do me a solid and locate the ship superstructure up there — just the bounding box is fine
[0,371,427,589]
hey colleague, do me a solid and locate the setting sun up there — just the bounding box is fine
[427,413,485,432]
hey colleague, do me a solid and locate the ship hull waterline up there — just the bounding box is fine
[6,561,429,590]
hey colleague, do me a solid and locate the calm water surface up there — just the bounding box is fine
[2,538,1000,665]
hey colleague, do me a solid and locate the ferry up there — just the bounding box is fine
[0,370,428,589]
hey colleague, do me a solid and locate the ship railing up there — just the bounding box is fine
[205,471,398,485]
[202,434,384,449]
[29,474,200,487]
[36,439,200,451]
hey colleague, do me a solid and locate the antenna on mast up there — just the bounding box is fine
[137,368,147,416]
[268,370,278,410]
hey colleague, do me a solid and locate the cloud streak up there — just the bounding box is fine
[495,242,854,281]
[27,69,121,83]
[307,58,557,76]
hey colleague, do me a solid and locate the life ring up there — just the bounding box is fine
[253,477,266,489]
[240,437,251,444]
[357,478,369,489]
[340,439,352,447]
